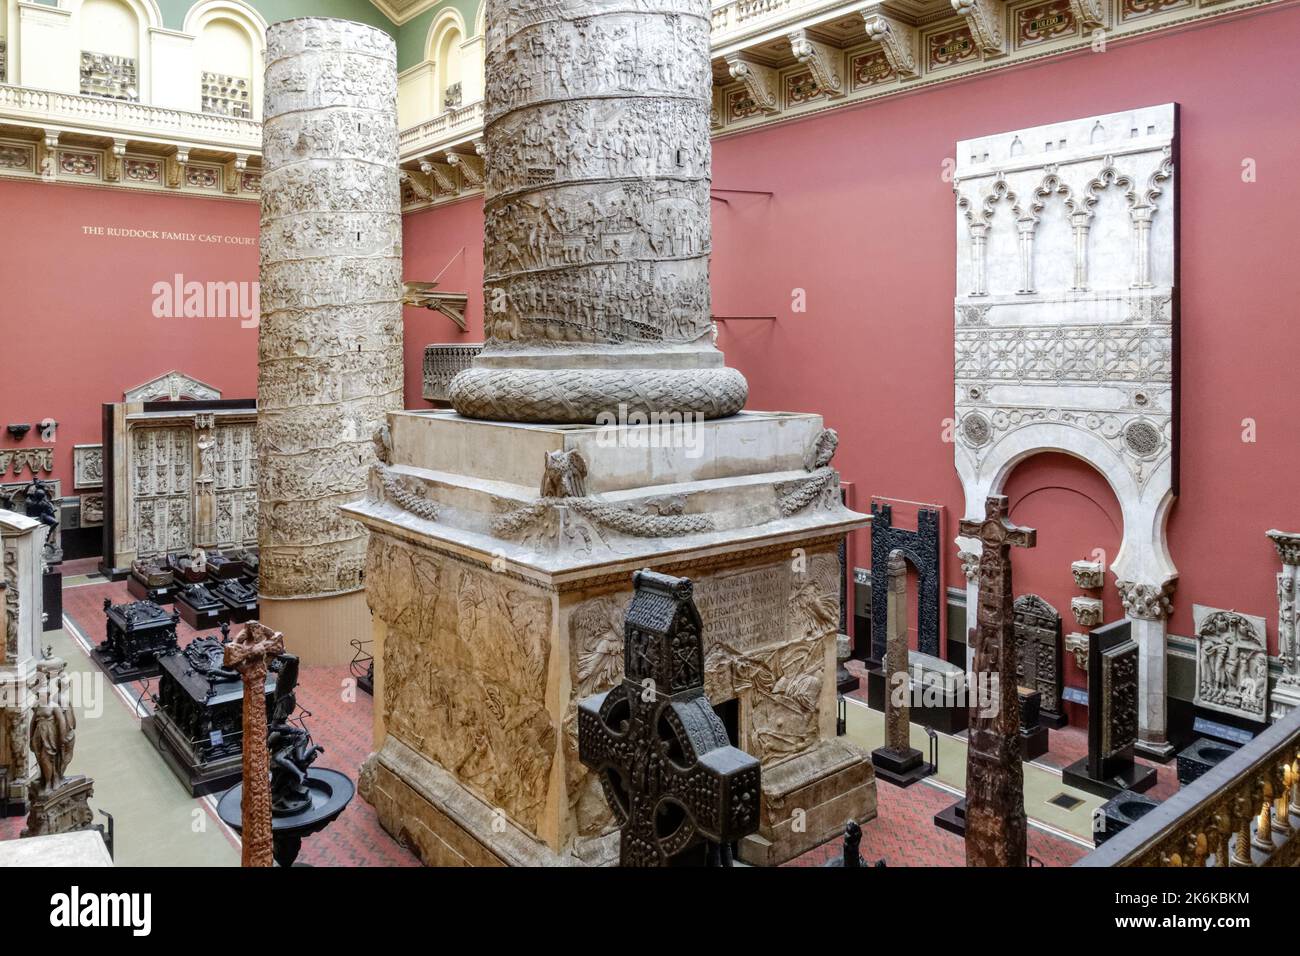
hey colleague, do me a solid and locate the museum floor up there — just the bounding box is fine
[0,566,1178,867]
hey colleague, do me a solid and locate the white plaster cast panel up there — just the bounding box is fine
[1192,604,1269,724]
[72,444,103,489]
[952,104,1178,751]
[256,18,404,599]
[124,370,221,402]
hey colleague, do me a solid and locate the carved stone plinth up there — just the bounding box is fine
[1,510,42,814]
[256,18,403,605]
[22,775,93,838]
[448,0,746,423]
[344,410,875,866]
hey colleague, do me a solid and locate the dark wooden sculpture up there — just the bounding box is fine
[224,622,284,867]
[578,570,761,866]
[959,495,1035,867]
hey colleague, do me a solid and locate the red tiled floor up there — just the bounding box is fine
[786,777,1089,866]
[59,579,418,866]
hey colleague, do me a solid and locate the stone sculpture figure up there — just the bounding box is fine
[23,650,95,838]
[578,570,761,865]
[224,621,285,867]
[448,0,747,423]
[540,449,587,498]
[958,495,1035,867]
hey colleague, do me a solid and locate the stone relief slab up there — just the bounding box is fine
[1193,604,1268,723]
[564,550,840,840]
[365,536,555,830]
[73,445,103,490]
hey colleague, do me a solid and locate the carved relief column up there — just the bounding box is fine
[1117,579,1176,757]
[1069,209,1091,290]
[257,19,403,658]
[448,0,747,424]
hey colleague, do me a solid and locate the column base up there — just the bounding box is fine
[257,590,371,666]
[1134,738,1176,763]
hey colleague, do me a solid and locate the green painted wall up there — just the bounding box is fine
[26,0,396,36]
[395,0,480,72]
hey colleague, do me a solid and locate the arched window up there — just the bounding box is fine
[437,25,462,110]
[426,10,467,114]
[78,0,141,101]
[184,1,267,121]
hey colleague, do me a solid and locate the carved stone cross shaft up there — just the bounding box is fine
[578,570,761,866]
[224,621,284,868]
[958,495,1036,866]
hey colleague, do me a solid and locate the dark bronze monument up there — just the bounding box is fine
[94,598,180,682]
[578,570,761,866]
[1013,594,1066,728]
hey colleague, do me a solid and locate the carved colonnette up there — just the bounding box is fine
[98,401,257,579]
[256,18,404,601]
[953,104,1179,756]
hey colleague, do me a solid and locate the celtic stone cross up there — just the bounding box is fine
[578,570,761,866]
[958,495,1036,866]
[224,621,285,868]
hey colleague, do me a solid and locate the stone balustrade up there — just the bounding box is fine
[1077,706,1300,867]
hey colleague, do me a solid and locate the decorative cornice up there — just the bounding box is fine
[725,53,780,115]
[787,29,845,98]
[862,12,919,80]
[950,0,1007,57]
[1068,0,1110,30]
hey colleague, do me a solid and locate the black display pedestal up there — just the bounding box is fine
[41,569,62,631]
[1176,737,1239,786]
[866,665,969,735]
[870,744,929,788]
[1062,755,1157,800]
[142,641,281,796]
[217,768,355,866]
[1018,687,1049,761]
[93,599,179,682]
[175,584,226,630]
[934,797,967,836]
[127,574,175,605]
[1094,790,1160,846]
[214,580,258,624]
[1060,619,1156,799]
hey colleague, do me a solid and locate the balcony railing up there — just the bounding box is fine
[1076,705,1300,867]
[399,100,485,162]
[0,83,260,152]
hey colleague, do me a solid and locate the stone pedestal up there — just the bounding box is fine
[344,410,876,866]
[256,17,403,663]
[1,510,42,815]
[23,775,94,837]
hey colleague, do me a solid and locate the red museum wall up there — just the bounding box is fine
[1,4,1297,700]
[404,2,1300,684]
